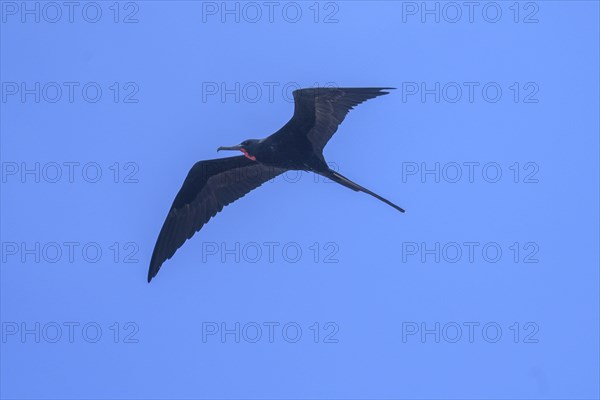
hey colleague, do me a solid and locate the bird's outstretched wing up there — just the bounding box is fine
[148,156,286,282]
[282,87,394,154]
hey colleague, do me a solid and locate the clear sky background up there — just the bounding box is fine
[1,1,599,399]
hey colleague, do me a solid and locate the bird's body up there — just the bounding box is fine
[148,87,404,282]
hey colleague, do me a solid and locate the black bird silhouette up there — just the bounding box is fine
[148,87,404,282]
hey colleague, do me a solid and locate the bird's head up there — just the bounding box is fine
[217,139,260,161]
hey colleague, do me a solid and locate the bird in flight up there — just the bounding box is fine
[148,87,404,282]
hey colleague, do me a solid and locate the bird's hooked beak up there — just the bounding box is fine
[217,144,243,152]
[218,143,257,161]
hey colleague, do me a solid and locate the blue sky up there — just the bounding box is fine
[1,1,599,399]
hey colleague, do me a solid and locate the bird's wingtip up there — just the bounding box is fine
[147,264,157,283]
[376,87,396,95]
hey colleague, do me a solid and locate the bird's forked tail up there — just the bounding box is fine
[324,170,405,213]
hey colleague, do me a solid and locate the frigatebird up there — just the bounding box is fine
[148,87,404,282]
